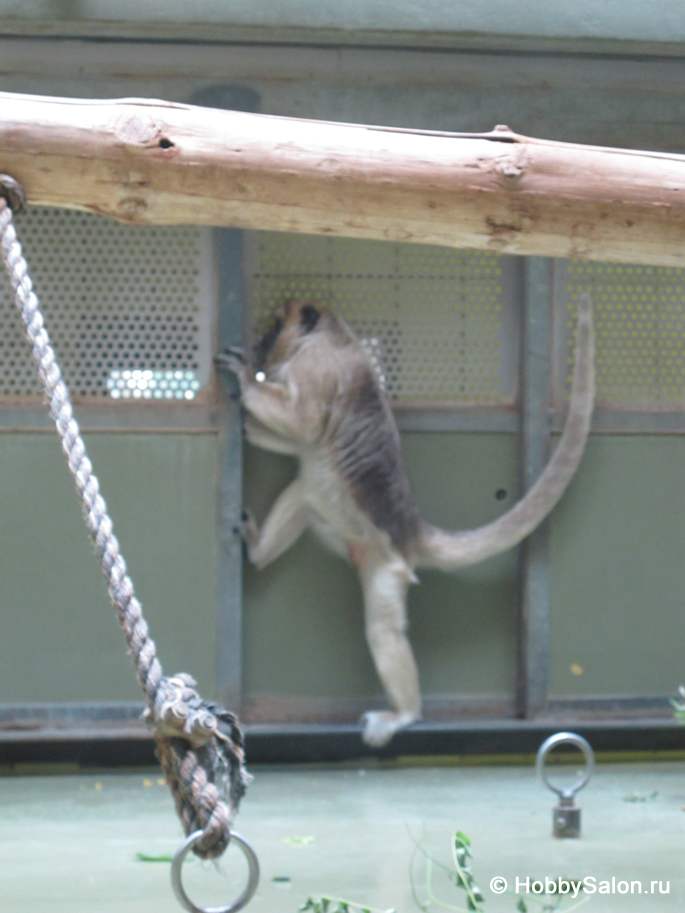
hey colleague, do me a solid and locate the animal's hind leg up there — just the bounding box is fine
[356,551,421,747]
[246,479,309,569]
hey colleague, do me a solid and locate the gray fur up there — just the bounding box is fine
[329,364,421,554]
[248,297,594,567]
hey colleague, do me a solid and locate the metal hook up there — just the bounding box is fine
[536,731,594,838]
[171,830,260,913]
[536,731,594,799]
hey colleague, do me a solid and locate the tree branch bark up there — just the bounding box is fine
[2,91,685,266]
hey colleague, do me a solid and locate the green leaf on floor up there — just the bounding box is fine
[135,851,174,862]
[284,835,316,846]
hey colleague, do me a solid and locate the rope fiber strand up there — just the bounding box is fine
[0,183,250,860]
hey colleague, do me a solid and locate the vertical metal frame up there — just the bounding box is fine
[516,257,553,718]
[215,227,245,710]
[190,85,261,712]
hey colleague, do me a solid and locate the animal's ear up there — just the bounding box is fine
[299,304,321,333]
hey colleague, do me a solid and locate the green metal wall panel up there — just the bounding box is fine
[5,49,685,154]
[0,433,217,702]
[242,433,520,707]
[550,435,685,698]
[0,0,682,48]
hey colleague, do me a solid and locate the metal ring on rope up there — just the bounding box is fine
[172,830,260,913]
[536,731,595,800]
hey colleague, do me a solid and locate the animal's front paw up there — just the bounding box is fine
[361,710,417,747]
[222,345,246,362]
[214,348,249,382]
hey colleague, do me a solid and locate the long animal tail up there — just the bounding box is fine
[415,292,594,571]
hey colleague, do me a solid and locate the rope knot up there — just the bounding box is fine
[146,674,251,859]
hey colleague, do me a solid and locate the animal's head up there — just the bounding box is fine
[254,300,334,369]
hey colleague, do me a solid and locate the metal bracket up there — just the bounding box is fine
[536,731,594,837]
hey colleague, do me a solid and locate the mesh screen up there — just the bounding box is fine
[245,232,518,405]
[554,260,685,408]
[0,207,214,399]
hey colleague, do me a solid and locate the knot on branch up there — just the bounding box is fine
[495,159,524,179]
[146,673,251,859]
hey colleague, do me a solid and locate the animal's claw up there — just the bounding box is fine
[215,348,247,377]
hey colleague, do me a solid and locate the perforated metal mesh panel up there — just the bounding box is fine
[245,233,519,405]
[0,208,215,400]
[554,260,685,408]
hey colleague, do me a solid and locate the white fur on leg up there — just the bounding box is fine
[362,710,418,747]
[356,550,421,746]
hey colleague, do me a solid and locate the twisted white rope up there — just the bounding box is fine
[0,192,248,858]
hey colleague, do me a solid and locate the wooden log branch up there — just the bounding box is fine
[2,90,685,266]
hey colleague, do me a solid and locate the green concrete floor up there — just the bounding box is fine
[1,759,683,912]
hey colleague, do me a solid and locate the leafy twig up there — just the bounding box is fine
[407,826,483,913]
[451,832,485,912]
[670,685,685,724]
[409,827,591,913]
[300,896,396,913]
[424,857,472,913]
